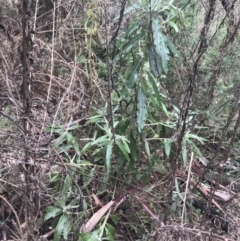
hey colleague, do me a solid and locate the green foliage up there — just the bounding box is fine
[82,109,131,179]
[137,87,147,133]
[113,0,181,138]
[46,123,81,160]
[42,174,79,241]
[2,0,240,240]
[44,0,211,239]
[79,223,116,241]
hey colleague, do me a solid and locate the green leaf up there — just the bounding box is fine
[63,219,71,239]
[105,142,113,175]
[110,215,119,225]
[66,132,74,143]
[168,20,179,33]
[120,32,145,55]
[164,140,171,157]
[186,139,203,156]
[137,87,147,132]
[52,135,66,148]
[88,115,103,123]
[129,130,137,161]
[147,71,161,103]
[50,172,60,182]
[116,141,130,161]
[44,207,62,221]
[147,44,162,77]
[62,175,71,198]
[144,140,150,156]
[54,214,68,241]
[121,139,130,153]
[77,55,87,64]
[57,145,72,154]
[113,121,119,128]
[79,230,99,241]
[72,139,81,156]
[83,166,96,188]
[150,0,158,10]
[105,223,115,241]
[185,133,207,144]
[45,125,62,134]
[174,178,184,200]
[92,146,103,156]
[82,142,92,153]
[126,59,142,89]
[161,102,169,117]
[152,18,169,73]
[91,135,109,145]
[124,23,139,37]
[56,199,66,209]
[166,37,179,57]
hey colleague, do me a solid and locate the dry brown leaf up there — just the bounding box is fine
[92,193,103,207]
[81,200,115,233]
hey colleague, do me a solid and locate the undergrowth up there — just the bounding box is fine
[0,0,240,240]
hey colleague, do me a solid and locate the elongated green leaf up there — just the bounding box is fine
[45,125,62,133]
[145,140,150,156]
[66,133,73,143]
[164,140,171,157]
[105,143,112,175]
[91,135,109,145]
[186,139,203,156]
[120,32,145,55]
[161,102,169,117]
[54,214,68,241]
[110,215,119,225]
[137,87,147,132]
[52,134,66,148]
[124,23,139,37]
[129,130,137,160]
[150,0,158,10]
[116,141,130,161]
[63,219,71,239]
[82,142,92,153]
[83,167,96,187]
[79,230,99,241]
[126,59,142,88]
[121,139,130,153]
[147,71,161,103]
[62,175,71,198]
[168,20,179,33]
[165,36,179,57]
[113,121,119,128]
[186,133,207,144]
[149,95,159,110]
[57,145,72,154]
[175,178,184,200]
[88,115,102,123]
[105,223,115,241]
[152,18,169,73]
[72,139,80,156]
[147,44,162,77]
[44,207,62,221]
[55,199,65,209]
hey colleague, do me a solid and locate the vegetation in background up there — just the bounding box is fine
[0,0,240,240]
